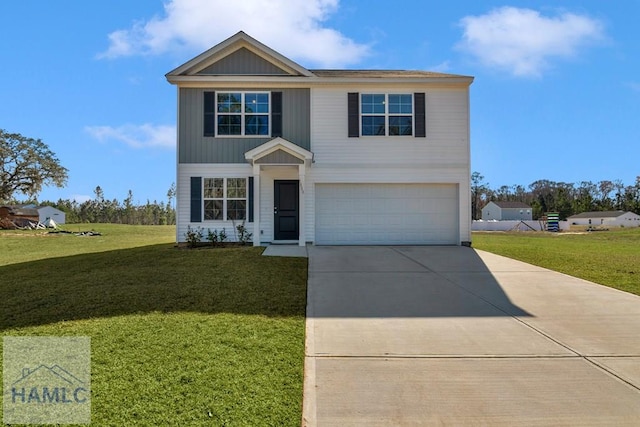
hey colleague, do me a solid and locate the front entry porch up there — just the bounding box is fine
[244,137,313,247]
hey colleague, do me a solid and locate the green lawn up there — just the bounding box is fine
[473,228,640,296]
[1,224,307,426]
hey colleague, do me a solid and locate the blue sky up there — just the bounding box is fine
[1,1,638,203]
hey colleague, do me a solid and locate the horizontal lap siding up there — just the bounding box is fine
[311,87,469,165]
[309,85,471,243]
[176,164,252,242]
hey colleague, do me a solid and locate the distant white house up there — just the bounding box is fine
[567,211,640,228]
[36,206,66,224]
[482,201,532,221]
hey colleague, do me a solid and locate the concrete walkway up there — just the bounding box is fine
[302,246,640,426]
[262,244,308,258]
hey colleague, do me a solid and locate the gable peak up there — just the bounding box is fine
[166,31,314,78]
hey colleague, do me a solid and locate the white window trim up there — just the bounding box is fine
[216,91,271,138]
[360,93,414,137]
[203,177,248,221]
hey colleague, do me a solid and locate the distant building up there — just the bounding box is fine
[567,211,640,228]
[36,206,66,224]
[481,201,532,221]
[22,204,67,225]
[0,205,40,228]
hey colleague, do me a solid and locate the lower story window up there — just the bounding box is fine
[203,177,247,221]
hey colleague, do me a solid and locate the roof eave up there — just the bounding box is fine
[165,75,474,86]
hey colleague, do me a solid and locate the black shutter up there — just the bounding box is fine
[248,177,254,222]
[204,92,216,136]
[348,92,359,137]
[190,177,202,222]
[271,92,282,137]
[414,93,426,138]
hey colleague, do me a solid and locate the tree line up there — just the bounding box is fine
[36,185,176,225]
[471,172,640,220]
[1,129,176,226]
[4,129,640,226]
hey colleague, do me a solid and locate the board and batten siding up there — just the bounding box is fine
[196,47,289,75]
[178,88,310,164]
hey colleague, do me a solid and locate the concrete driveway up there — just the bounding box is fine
[302,246,640,426]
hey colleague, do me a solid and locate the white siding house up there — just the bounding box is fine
[167,32,473,246]
[567,211,640,227]
[482,201,532,221]
[36,206,66,224]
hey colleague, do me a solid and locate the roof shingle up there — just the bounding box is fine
[309,69,472,79]
[490,201,532,209]
[568,211,626,219]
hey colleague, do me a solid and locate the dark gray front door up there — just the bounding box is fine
[274,180,299,240]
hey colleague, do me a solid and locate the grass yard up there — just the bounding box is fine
[473,227,640,296]
[0,224,307,425]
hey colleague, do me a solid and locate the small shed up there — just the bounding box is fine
[0,205,40,228]
[567,211,640,228]
[482,201,533,221]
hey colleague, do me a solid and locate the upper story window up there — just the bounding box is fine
[361,94,413,136]
[216,92,270,136]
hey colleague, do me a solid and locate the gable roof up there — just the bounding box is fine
[244,137,313,166]
[166,31,315,78]
[166,32,474,86]
[567,211,629,219]
[489,201,532,209]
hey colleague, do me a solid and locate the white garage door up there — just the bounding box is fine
[315,184,459,245]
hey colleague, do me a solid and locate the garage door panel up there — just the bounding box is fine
[315,184,458,245]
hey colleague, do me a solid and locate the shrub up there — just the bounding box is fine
[206,229,219,246]
[236,222,253,245]
[218,228,227,246]
[184,226,203,248]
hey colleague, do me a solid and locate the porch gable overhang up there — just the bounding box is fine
[244,137,313,167]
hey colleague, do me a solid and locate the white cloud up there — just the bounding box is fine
[85,124,176,149]
[98,0,370,68]
[458,7,604,77]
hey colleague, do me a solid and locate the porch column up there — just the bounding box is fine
[252,164,260,247]
[298,164,306,247]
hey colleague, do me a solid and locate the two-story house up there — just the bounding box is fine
[166,32,473,246]
[481,201,533,221]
